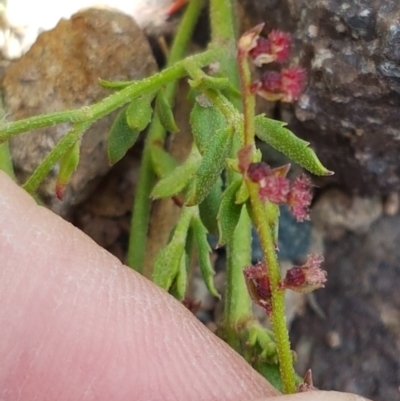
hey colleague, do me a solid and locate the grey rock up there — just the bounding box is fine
[2,8,157,215]
[241,0,400,194]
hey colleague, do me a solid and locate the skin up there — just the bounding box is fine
[0,171,370,401]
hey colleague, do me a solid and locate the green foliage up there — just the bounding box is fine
[190,98,227,155]
[151,149,202,199]
[155,88,179,134]
[107,108,141,164]
[255,114,332,176]
[217,179,243,247]
[56,139,80,197]
[198,178,222,235]
[185,126,233,205]
[126,94,154,131]
[152,208,194,292]
[191,215,220,297]
[149,146,178,178]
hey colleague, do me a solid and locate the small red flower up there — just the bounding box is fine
[287,174,313,222]
[280,254,327,293]
[249,30,292,66]
[243,262,272,316]
[281,67,307,102]
[247,162,290,204]
[254,67,306,103]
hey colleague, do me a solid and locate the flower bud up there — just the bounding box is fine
[243,262,272,316]
[254,67,306,103]
[280,254,327,293]
[238,23,265,54]
[247,162,290,204]
[249,30,292,66]
[297,369,317,392]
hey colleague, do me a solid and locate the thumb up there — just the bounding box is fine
[0,171,278,401]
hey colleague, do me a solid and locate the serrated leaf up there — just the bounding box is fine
[190,100,227,155]
[150,146,177,178]
[217,179,243,247]
[199,177,222,235]
[55,139,81,199]
[151,149,202,199]
[108,108,140,164]
[191,215,220,298]
[126,94,154,131]
[170,251,189,300]
[152,241,184,290]
[155,88,179,134]
[185,126,233,206]
[255,114,333,176]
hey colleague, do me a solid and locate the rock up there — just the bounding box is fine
[241,0,400,195]
[2,8,157,215]
[291,214,400,401]
[1,0,178,59]
[311,188,383,239]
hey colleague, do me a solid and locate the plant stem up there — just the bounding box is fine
[127,0,206,274]
[247,181,296,394]
[237,50,256,146]
[0,47,220,143]
[0,142,15,179]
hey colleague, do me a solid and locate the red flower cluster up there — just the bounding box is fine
[247,161,313,222]
[240,24,306,103]
[244,254,326,316]
[249,30,292,66]
[280,254,327,293]
[252,67,306,103]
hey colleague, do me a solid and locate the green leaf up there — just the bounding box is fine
[191,215,220,298]
[254,361,283,393]
[152,208,194,291]
[152,241,184,290]
[235,179,249,204]
[170,251,189,300]
[217,179,243,247]
[151,149,202,199]
[98,78,135,90]
[185,126,233,206]
[190,99,227,155]
[55,139,81,199]
[108,108,140,164]
[126,94,154,131]
[199,177,222,235]
[155,88,179,134]
[255,114,333,176]
[150,146,177,178]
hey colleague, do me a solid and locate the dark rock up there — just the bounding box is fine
[291,215,400,401]
[241,0,400,194]
[2,8,157,215]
